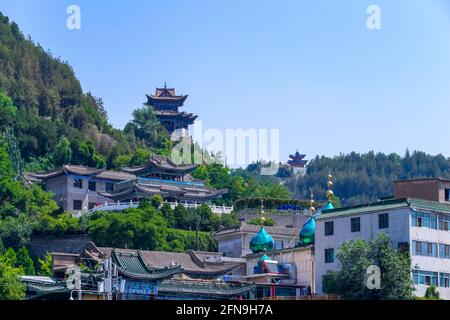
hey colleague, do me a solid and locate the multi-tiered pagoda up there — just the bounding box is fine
[145,84,198,138]
[288,150,308,176]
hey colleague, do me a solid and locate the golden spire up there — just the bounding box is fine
[259,200,266,226]
[326,171,334,200]
[309,188,316,215]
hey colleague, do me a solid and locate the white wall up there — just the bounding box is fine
[315,207,411,294]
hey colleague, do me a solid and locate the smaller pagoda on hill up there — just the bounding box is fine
[145,83,198,139]
[287,150,308,176]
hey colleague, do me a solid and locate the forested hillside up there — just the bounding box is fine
[0,12,171,170]
[284,150,450,206]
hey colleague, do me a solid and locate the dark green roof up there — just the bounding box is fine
[317,198,450,220]
[158,280,256,297]
[112,250,182,280]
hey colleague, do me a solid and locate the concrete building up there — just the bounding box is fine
[213,223,300,258]
[315,197,450,299]
[394,177,450,203]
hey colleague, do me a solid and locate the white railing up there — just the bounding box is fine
[84,201,233,215]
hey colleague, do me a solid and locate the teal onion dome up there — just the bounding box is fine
[323,201,335,211]
[257,254,270,273]
[299,216,315,246]
[250,227,274,253]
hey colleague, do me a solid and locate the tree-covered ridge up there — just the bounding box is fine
[284,150,450,206]
[0,12,171,170]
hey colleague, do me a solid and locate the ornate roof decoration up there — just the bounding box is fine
[145,83,188,107]
[121,155,199,175]
[287,150,308,168]
[158,280,256,298]
[25,165,136,182]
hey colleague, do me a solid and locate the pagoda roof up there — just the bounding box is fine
[26,165,136,182]
[145,86,188,105]
[83,243,245,279]
[98,180,228,203]
[158,279,255,298]
[111,250,183,281]
[155,110,198,121]
[121,155,199,175]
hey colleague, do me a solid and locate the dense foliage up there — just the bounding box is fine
[0,12,171,170]
[284,151,450,206]
[322,234,413,300]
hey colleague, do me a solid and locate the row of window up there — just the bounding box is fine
[324,213,389,236]
[73,178,114,192]
[413,270,450,288]
[412,240,450,259]
[411,211,450,231]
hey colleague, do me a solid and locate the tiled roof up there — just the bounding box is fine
[122,155,199,174]
[158,280,255,297]
[86,244,245,278]
[26,165,135,181]
[317,197,450,220]
[112,250,183,280]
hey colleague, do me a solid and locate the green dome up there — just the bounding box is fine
[299,217,315,246]
[250,227,274,253]
[323,201,335,211]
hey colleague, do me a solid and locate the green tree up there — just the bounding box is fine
[322,234,413,300]
[54,137,72,165]
[0,259,25,300]
[15,247,35,275]
[37,254,52,276]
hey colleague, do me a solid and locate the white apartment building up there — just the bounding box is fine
[315,197,450,299]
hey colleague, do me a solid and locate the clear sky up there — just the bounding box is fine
[1,0,450,165]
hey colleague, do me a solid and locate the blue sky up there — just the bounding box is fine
[1,0,450,164]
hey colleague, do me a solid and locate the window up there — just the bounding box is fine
[446,189,450,202]
[439,244,450,259]
[106,183,114,193]
[88,181,96,191]
[73,200,82,211]
[351,217,360,232]
[439,214,450,231]
[440,273,450,288]
[378,213,389,229]
[412,241,438,257]
[88,202,97,210]
[398,242,408,254]
[413,270,438,286]
[411,211,437,229]
[73,178,83,189]
[324,221,334,236]
[273,240,284,250]
[325,248,335,264]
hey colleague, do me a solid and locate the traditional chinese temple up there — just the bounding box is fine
[287,150,308,176]
[145,84,198,138]
[98,156,227,204]
[26,156,227,214]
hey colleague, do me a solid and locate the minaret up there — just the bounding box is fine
[249,202,274,254]
[298,190,317,246]
[323,172,335,210]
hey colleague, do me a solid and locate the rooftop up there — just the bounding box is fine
[317,197,450,220]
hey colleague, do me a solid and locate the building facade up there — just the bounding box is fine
[26,156,227,215]
[315,197,450,299]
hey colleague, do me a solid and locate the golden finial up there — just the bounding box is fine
[259,201,265,226]
[309,189,316,214]
[326,171,334,199]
